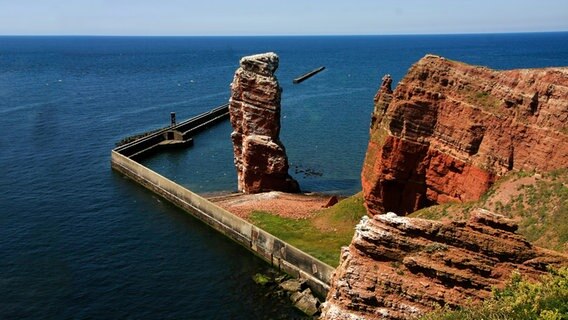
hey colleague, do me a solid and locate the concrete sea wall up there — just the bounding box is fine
[111,149,334,297]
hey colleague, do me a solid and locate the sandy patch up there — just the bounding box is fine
[209,191,334,220]
[484,175,537,211]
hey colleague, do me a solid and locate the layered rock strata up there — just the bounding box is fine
[229,52,299,193]
[362,55,568,216]
[321,209,568,320]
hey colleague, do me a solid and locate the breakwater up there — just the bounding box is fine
[293,66,325,84]
[115,103,229,159]
[111,106,335,297]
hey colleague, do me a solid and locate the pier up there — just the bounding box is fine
[111,102,335,298]
[293,66,325,84]
[114,103,229,159]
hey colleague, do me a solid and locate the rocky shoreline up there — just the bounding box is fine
[252,269,323,318]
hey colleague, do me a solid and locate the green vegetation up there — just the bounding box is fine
[370,125,388,147]
[362,127,388,181]
[423,243,449,253]
[411,168,568,252]
[460,86,502,113]
[249,193,366,267]
[252,273,273,286]
[421,267,568,320]
[312,192,367,227]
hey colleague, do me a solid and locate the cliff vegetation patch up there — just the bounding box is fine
[411,168,568,252]
[420,267,568,320]
[249,193,366,266]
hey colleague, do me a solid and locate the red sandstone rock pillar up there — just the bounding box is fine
[229,52,300,194]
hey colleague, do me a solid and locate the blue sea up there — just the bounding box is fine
[1,33,567,319]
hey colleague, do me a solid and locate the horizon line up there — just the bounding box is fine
[1,30,567,38]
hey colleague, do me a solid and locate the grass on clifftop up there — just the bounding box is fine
[249,193,366,267]
[420,267,568,320]
[411,168,568,252]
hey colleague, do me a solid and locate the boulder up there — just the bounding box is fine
[322,195,339,208]
[291,288,321,317]
[279,278,306,293]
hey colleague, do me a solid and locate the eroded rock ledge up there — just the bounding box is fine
[321,209,568,320]
[362,55,568,216]
[229,52,299,193]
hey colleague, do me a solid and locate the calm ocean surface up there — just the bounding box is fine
[1,33,567,319]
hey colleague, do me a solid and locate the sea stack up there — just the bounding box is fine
[229,52,300,194]
[362,54,568,216]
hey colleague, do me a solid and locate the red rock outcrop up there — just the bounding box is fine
[229,52,299,193]
[362,55,568,216]
[321,209,568,320]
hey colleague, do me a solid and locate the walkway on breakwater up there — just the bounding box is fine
[114,103,229,160]
[111,103,335,298]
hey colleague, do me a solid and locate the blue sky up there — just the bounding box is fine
[0,0,567,36]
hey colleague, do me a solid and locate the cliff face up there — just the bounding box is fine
[321,209,568,320]
[229,52,299,193]
[362,55,568,216]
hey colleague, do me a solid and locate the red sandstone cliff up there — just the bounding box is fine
[362,55,568,216]
[229,53,299,194]
[321,209,568,320]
